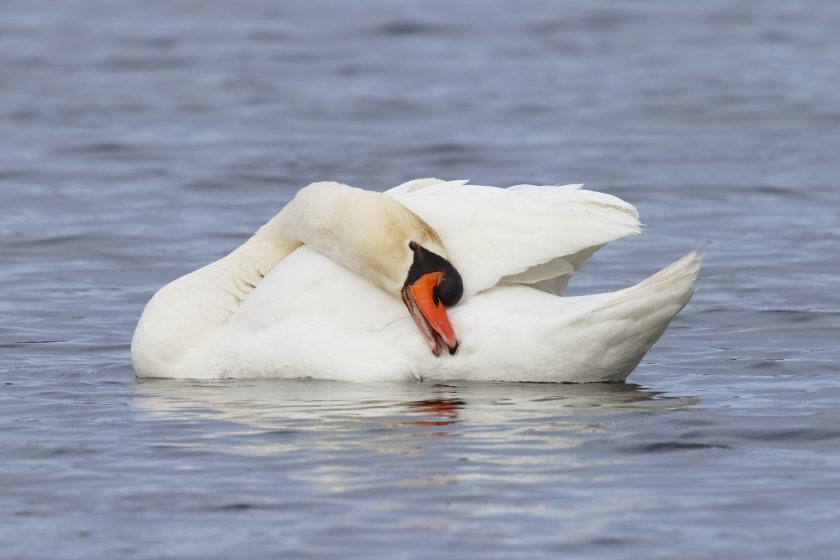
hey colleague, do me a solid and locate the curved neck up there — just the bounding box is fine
[131,206,301,377]
[132,181,444,377]
[282,181,444,295]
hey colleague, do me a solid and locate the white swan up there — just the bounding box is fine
[132,179,701,383]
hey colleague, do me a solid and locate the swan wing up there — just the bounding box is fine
[386,179,640,297]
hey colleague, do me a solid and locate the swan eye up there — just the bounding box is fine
[408,241,418,251]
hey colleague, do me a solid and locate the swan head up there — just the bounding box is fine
[401,240,463,357]
[285,180,464,356]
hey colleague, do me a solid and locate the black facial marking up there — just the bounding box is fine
[405,242,464,307]
[437,268,463,307]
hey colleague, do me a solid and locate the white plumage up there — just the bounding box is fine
[388,179,641,297]
[132,179,700,382]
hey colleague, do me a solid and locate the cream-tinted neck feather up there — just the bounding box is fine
[278,181,446,296]
[132,181,446,378]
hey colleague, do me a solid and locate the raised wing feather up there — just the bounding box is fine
[386,179,640,298]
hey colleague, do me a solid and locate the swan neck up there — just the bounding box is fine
[132,205,301,377]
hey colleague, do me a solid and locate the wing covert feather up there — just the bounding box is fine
[387,179,640,298]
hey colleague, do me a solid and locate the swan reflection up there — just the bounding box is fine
[132,378,696,443]
[131,379,698,492]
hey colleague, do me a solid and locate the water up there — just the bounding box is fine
[2,0,839,558]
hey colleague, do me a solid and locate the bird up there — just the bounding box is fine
[132,178,701,383]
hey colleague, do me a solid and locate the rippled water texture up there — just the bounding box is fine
[2,1,840,558]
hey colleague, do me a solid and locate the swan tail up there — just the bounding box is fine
[554,251,702,382]
[634,249,702,296]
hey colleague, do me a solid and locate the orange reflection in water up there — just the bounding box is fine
[404,398,464,427]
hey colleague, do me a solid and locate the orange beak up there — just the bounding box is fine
[401,272,459,356]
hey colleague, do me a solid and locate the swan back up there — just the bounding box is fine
[387,179,641,298]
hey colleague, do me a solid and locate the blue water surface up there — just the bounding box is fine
[2,1,839,558]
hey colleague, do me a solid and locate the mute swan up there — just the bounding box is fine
[132,179,701,382]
